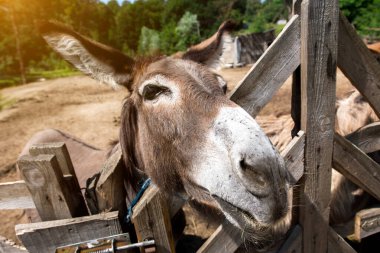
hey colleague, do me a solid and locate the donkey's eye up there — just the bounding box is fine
[142,85,169,100]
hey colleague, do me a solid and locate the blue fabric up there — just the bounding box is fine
[124,178,151,224]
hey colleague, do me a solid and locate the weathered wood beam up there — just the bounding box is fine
[132,184,175,253]
[281,131,305,184]
[277,225,302,253]
[0,180,35,209]
[338,12,380,118]
[29,143,88,216]
[333,133,380,201]
[299,1,339,252]
[16,211,121,253]
[328,227,357,253]
[354,206,380,241]
[196,221,241,253]
[346,122,380,154]
[229,15,300,117]
[17,155,82,220]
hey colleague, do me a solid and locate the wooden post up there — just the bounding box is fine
[132,185,175,253]
[290,0,301,138]
[299,1,338,253]
[17,154,86,220]
[29,143,88,216]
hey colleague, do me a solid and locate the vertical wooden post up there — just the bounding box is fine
[290,0,301,138]
[132,185,176,253]
[29,143,88,217]
[299,1,338,253]
[18,153,87,220]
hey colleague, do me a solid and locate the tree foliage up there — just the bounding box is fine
[0,0,377,85]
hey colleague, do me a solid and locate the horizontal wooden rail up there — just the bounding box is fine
[354,206,380,241]
[0,180,35,209]
[333,134,380,201]
[16,211,121,253]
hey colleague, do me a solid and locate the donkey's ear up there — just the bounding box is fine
[176,20,237,69]
[38,21,134,90]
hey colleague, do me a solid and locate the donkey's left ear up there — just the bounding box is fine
[38,21,134,90]
[175,20,237,69]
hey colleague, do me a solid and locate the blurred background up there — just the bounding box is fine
[0,0,379,90]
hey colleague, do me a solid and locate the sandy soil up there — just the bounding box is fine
[0,67,355,244]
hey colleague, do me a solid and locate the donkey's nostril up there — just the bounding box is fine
[239,159,247,171]
[238,158,270,197]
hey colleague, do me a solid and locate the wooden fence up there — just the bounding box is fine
[1,0,380,252]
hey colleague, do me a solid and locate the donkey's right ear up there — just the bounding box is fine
[38,21,134,90]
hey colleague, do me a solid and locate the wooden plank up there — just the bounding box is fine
[132,184,175,253]
[0,180,35,209]
[346,122,380,154]
[338,12,380,118]
[29,143,88,216]
[281,131,305,184]
[18,155,78,220]
[290,0,301,138]
[16,211,121,253]
[196,221,241,253]
[333,134,380,201]
[277,225,302,253]
[95,145,127,213]
[30,143,75,176]
[229,15,300,117]
[354,207,380,241]
[328,227,357,253]
[299,1,339,252]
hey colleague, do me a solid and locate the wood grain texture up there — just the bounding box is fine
[95,145,127,213]
[229,15,300,117]
[17,154,76,220]
[0,180,35,209]
[16,211,121,253]
[346,122,380,154]
[299,1,339,252]
[29,143,88,217]
[132,185,175,253]
[354,207,380,241]
[338,12,380,118]
[277,225,302,253]
[328,228,357,253]
[281,130,305,184]
[333,134,380,201]
[196,221,241,253]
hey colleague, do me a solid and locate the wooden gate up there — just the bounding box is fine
[198,0,380,252]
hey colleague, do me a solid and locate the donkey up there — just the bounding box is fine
[21,21,292,250]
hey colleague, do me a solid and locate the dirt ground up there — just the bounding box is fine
[0,66,355,245]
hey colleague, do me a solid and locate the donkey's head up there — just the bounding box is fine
[40,21,291,249]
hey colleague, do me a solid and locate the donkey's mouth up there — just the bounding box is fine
[212,194,261,226]
[212,195,286,251]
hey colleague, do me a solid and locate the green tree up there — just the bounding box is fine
[175,11,200,51]
[340,0,380,39]
[138,26,160,55]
